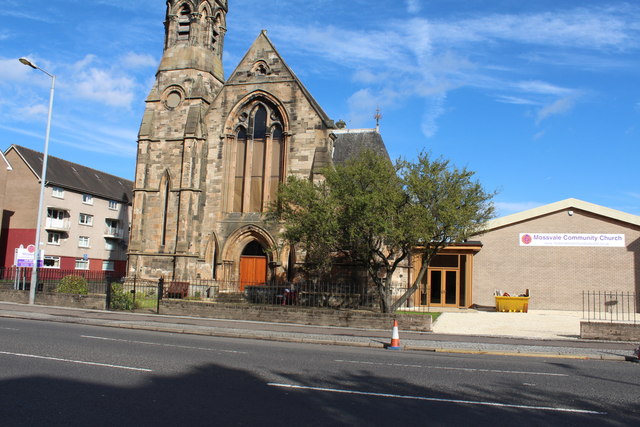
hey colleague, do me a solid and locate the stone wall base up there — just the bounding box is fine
[0,290,431,331]
[160,300,432,331]
[0,290,106,310]
[580,321,640,341]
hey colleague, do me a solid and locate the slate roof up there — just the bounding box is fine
[332,129,390,164]
[7,145,133,203]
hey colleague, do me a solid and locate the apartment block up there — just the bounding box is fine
[0,145,133,275]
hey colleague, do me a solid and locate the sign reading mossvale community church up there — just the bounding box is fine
[519,233,625,247]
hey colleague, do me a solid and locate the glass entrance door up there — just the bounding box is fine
[428,269,459,307]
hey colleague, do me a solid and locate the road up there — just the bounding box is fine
[1,317,638,426]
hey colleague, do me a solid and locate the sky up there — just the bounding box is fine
[1,0,639,216]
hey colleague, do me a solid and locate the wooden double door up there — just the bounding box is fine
[239,256,267,291]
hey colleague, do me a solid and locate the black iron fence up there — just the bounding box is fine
[241,281,378,309]
[108,278,381,311]
[582,291,638,324]
[0,267,124,293]
[0,268,431,314]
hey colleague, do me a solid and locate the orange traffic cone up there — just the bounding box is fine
[388,319,401,350]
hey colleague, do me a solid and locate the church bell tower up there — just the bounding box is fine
[128,0,228,279]
[159,0,227,82]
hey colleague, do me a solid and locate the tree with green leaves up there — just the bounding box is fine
[271,150,495,313]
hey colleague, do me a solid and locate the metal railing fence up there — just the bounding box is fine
[1,268,437,314]
[0,267,123,293]
[582,291,638,324]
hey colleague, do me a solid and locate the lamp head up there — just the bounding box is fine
[19,57,38,69]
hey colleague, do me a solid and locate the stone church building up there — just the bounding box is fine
[128,0,387,287]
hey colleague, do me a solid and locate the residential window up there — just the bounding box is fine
[105,218,119,235]
[78,236,90,248]
[47,208,65,220]
[108,200,118,210]
[102,260,115,271]
[79,213,93,226]
[46,208,68,231]
[52,187,65,198]
[82,194,93,205]
[47,232,61,245]
[75,259,89,270]
[105,239,117,251]
[43,256,60,269]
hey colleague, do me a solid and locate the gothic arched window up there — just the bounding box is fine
[233,127,247,212]
[232,102,285,213]
[177,4,191,42]
[211,13,222,52]
[270,125,284,201]
[160,173,171,246]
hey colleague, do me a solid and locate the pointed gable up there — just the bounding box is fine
[224,30,334,128]
[484,198,640,231]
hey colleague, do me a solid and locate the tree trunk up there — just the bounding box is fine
[389,261,429,312]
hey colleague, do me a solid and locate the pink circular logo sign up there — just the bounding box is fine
[521,234,532,245]
[27,244,36,253]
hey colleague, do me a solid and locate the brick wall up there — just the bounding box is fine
[473,209,640,310]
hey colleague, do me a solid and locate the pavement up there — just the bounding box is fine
[0,301,638,362]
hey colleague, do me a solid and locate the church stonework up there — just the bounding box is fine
[128,0,346,284]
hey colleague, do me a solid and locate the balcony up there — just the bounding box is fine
[45,218,70,232]
[104,227,126,240]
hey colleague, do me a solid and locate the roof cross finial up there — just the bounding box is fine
[374,106,382,133]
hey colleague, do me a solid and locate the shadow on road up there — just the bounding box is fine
[2,358,638,426]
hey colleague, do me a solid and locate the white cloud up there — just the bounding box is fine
[17,103,49,117]
[406,0,421,15]
[74,69,135,108]
[121,52,157,69]
[512,80,574,97]
[273,24,414,71]
[496,96,540,106]
[429,7,640,51]
[347,88,379,127]
[265,4,640,137]
[0,123,43,140]
[421,93,447,138]
[50,115,137,158]
[0,9,57,23]
[536,96,576,123]
[69,55,136,108]
[0,57,34,82]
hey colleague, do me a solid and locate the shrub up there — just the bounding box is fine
[110,283,134,310]
[57,275,89,295]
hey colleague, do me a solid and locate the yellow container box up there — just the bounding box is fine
[495,296,529,313]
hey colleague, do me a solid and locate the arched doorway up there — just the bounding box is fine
[239,240,267,290]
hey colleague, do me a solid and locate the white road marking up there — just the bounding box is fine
[0,350,152,372]
[0,327,19,331]
[267,383,607,415]
[81,335,247,354]
[335,359,568,377]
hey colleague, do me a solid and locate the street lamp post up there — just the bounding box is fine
[19,57,55,305]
